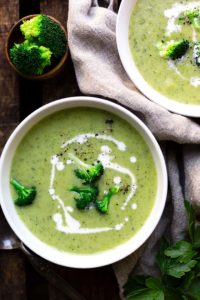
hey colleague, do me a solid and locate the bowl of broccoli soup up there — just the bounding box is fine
[0,97,167,268]
[117,0,200,117]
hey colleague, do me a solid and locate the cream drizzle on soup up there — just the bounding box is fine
[10,108,157,254]
[129,0,200,104]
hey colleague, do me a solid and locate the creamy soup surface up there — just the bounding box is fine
[10,108,157,254]
[129,0,200,104]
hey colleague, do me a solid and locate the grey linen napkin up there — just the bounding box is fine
[68,0,200,298]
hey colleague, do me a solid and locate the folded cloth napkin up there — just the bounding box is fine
[68,0,200,298]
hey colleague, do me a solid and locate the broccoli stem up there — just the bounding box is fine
[10,179,23,190]
[10,178,36,206]
[95,186,119,214]
[70,186,99,210]
[68,153,104,184]
[68,153,90,168]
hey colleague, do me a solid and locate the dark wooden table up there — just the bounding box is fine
[0,0,121,299]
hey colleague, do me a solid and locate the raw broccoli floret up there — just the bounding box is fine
[193,42,200,66]
[74,163,104,184]
[158,40,189,60]
[10,179,37,206]
[20,14,66,58]
[70,186,99,210]
[95,186,119,214]
[184,9,200,29]
[10,40,52,75]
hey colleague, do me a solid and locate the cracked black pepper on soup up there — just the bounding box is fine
[129,0,200,104]
[10,107,157,254]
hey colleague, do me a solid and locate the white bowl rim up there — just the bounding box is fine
[0,96,167,268]
[116,0,200,118]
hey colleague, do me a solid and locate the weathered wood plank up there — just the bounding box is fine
[0,1,19,125]
[41,58,81,104]
[19,0,43,119]
[0,124,17,153]
[40,1,81,298]
[39,2,120,300]
[48,286,66,300]
[40,0,68,23]
[66,267,121,300]
[40,0,80,104]
[0,1,27,299]
[25,257,49,300]
[0,250,26,300]
[0,209,27,300]
[47,264,121,300]
[40,0,119,300]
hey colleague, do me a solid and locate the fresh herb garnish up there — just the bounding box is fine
[10,179,37,206]
[124,200,200,300]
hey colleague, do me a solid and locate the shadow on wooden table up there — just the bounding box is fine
[0,0,122,299]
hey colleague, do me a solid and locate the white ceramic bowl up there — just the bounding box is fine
[116,0,200,117]
[0,96,167,268]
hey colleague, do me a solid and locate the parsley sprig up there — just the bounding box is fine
[124,200,200,300]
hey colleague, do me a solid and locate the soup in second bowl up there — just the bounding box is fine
[129,0,200,105]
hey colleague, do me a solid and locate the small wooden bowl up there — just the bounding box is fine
[5,14,68,80]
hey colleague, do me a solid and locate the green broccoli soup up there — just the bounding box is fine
[129,0,200,104]
[10,108,157,254]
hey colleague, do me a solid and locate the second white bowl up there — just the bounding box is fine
[116,0,200,117]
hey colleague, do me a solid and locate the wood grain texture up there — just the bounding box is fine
[47,263,121,300]
[0,208,27,300]
[40,1,120,300]
[0,1,121,299]
[0,2,27,299]
[40,0,68,23]
[0,123,17,152]
[0,0,19,125]
[39,1,83,299]
[40,56,80,104]
[0,0,19,148]
[0,250,26,300]
[40,0,80,104]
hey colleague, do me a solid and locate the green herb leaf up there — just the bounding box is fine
[124,276,147,296]
[165,259,197,278]
[126,289,164,300]
[124,276,164,300]
[145,277,163,290]
[182,296,189,300]
[187,279,200,300]
[164,288,184,300]
[195,261,200,276]
[182,270,195,290]
[164,240,197,263]
[156,239,170,275]
[124,200,200,300]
